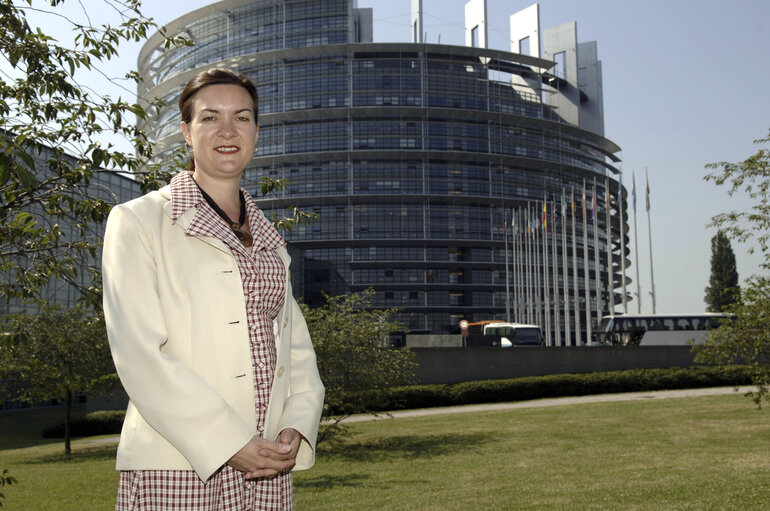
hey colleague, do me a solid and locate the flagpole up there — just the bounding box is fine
[632,172,642,314]
[542,199,551,345]
[593,178,602,326]
[511,208,517,321]
[605,177,615,314]
[504,209,511,322]
[526,203,533,323]
[619,171,628,314]
[534,210,542,329]
[646,168,657,314]
[551,199,561,346]
[516,208,524,321]
[571,188,581,345]
[562,191,571,346]
[582,180,591,345]
[519,208,532,323]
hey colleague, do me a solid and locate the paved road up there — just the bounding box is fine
[338,385,757,424]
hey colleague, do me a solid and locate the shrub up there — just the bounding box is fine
[42,410,125,439]
[376,365,751,412]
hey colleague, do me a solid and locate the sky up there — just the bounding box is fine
[11,0,770,315]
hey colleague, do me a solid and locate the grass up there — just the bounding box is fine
[295,394,770,510]
[2,393,769,510]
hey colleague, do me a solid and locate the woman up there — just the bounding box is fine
[102,68,324,510]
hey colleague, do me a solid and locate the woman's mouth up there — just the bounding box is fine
[215,146,239,153]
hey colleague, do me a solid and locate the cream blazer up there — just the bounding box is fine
[102,185,324,482]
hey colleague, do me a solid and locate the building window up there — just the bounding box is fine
[519,36,530,56]
[554,51,566,79]
[471,26,479,48]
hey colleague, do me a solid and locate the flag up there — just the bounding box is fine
[551,201,556,239]
[542,201,547,234]
[561,192,566,228]
[645,171,651,212]
[605,177,610,213]
[592,187,597,221]
[581,181,587,221]
[571,189,576,218]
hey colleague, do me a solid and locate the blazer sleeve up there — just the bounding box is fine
[276,295,325,470]
[102,203,253,481]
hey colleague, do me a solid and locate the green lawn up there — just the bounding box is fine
[2,393,768,510]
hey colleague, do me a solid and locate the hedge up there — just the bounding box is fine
[41,366,752,434]
[42,410,125,439]
[370,365,752,413]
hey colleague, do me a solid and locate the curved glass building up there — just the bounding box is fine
[137,0,629,343]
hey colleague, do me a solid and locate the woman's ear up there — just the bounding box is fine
[180,121,191,144]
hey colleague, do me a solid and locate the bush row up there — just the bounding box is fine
[42,410,125,439]
[375,365,752,413]
[44,366,752,435]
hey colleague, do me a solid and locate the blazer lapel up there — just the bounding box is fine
[163,200,231,255]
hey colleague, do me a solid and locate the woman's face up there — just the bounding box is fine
[181,83,258,183]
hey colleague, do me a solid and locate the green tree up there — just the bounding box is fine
[704,132,770,262]
[0,1,313,307]
[0,305,119,454]
[300,289,417,441]
[695,130,770,406]
[0,0,187,307]
[696,276,770,407]
[0,469,17,508]
[704,230,740,311]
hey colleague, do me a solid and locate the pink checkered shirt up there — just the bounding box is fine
[116,171,293,510]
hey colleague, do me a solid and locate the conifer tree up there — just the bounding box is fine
[704,230,740,312]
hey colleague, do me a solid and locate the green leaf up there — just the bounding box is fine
[13,211,35,227]
[14,165,37,188]
[0,153,10,185]
[91,148,104,167]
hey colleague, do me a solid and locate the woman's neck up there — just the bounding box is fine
[191,170,242,221]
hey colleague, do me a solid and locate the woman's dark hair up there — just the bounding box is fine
[178,68,259,170]
[179,67,259,124]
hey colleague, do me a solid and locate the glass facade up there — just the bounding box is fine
[138,0,628,341]
[0,143,141,316]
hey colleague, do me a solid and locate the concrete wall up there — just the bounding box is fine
[407,334,463,348]
[509,3,540,58]
[411,346,699,384]
[543,21,580,126]
[353,7,373,43]
[464,0,487,48]
[577,40,604,136]
[89,346,698,410]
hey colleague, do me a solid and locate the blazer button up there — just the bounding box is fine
[277,366,285,377]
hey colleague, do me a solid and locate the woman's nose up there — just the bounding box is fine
[218,120,235,137]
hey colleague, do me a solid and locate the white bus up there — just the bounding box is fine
[482,322,543,347]
[594,313,730,346]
